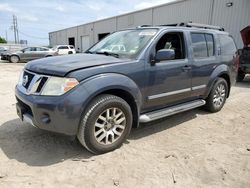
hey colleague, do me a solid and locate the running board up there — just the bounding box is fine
[139,99,206,123]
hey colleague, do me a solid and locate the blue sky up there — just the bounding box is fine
[0,0,174,46]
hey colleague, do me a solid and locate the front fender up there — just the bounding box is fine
[79,73,142,112]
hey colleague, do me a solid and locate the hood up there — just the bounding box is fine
[25,53,128,76]
[241,26,250,47]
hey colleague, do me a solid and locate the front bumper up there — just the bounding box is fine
[1,54,9,60]
[15,85,89,136]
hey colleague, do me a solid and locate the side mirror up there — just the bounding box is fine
[155,49,175,62]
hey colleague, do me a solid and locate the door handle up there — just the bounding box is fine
[182,65,192,71]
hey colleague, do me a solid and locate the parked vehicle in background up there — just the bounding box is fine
[6,47,58,63]
[52,45,76,55]
[237,26,250,82]
[15,23,238,154]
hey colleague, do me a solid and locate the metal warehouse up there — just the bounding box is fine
[49,0,250,51]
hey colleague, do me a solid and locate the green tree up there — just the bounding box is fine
[0,37,7,43]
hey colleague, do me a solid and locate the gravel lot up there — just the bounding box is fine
[0,62,250,188]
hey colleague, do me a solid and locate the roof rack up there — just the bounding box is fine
[138,22,224,31]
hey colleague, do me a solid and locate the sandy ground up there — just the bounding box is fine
[0,62,249,188]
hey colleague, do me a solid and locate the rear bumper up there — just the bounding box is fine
[15,85,89,136]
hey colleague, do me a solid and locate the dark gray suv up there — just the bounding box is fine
[15,23,238,154]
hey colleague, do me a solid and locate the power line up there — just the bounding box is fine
[18,30,48,40]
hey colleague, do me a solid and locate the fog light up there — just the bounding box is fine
[41,114,50,124]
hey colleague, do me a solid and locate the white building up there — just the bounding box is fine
[49,0,250,51]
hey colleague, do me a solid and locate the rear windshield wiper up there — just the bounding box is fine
[95,51,119,58]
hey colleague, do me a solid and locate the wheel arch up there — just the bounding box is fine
[78,73,142,129]
[205,65,231,98]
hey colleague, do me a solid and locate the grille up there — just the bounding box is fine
[36,77,48,93]
[21,70,49,95]
[22,71,35,89]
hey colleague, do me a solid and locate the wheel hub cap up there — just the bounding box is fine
[94,107,126,145]
[213,83,226,108]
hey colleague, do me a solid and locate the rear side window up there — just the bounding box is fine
[191,33,208,58]
[191,33,215,58]
[219,35,237,55]
[58,46,69,49]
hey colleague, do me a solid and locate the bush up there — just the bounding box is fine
[0,37,7,43]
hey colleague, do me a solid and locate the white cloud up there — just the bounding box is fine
[88,4,101,11]
[0,3,16,12]
[96,15,108,20]
[19,15,39,22]
[134,0,176,10]
[55,5,65,12]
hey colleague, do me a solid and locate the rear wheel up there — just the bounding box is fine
[77,94,133,154]
[10,55,20,63]
[205,78,228,113]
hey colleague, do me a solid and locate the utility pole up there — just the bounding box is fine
[12,15,19,44]
[5,30,8,42]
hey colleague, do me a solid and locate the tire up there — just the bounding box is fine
[10,55,20,63]
[68,51,73,54]
[205,78,228,113]
[77,94,133,154]
[237,72,245,82]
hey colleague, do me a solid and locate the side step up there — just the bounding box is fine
[139,99,206,123]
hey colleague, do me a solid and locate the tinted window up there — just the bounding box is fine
[37,47,48,51]
[58,46,69,49]
[191,33,207,58]
[205,34,214,56]
[24,47,36,52]
[219,35,237,55]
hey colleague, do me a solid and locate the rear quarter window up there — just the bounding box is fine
[219,35,237,55]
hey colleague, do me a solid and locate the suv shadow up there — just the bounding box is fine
[0,108,208,166]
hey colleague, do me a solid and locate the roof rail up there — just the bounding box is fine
[137,22,225,31]
[160,22,224,31]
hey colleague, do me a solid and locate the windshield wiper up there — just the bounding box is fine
[85,50,93,54]
[95,51,119,58]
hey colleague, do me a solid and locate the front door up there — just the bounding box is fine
[143,31,192,111]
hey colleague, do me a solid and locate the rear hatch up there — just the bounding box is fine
[240,26,250,66]
[241,26,250,47]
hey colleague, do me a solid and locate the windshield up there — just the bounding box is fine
[88,29,158,59]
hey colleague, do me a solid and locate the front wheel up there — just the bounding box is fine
[205,78,228,113]
[77,94,133,154]
[10,55,20,63]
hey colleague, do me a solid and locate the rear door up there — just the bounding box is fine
[35,47,49,58]
[189,32,218,97]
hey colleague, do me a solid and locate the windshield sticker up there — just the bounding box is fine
[139,31,156,36]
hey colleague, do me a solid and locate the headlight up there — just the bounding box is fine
[18,70,24,86]
[41,77,79,96]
